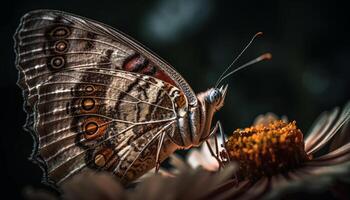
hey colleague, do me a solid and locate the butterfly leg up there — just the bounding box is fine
[216,122,239,183]
[217,121,230,162]
[155,131,166,173]
[207,122,239,183]
[206,121,232,167]
[205,121,224,169]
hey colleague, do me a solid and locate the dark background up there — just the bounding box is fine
[1,0,349,199]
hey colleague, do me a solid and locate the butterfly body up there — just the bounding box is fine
[15,10,227,186]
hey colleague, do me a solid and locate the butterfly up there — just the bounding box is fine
[15,9,269,187]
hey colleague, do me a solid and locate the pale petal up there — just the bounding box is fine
[187,149,219,171]
[305,108,339,153]
[186,137,224,171]
[305,101,350,154]
[306,143,350,165]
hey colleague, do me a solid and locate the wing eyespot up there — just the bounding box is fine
[81,98,95,111]
[50,26,70,38]
[82,117,107,140]
[94,148,113,167]
[94,154,106,167]
[84,85,95,94]
[54,40,69,53]
[84,121,98,135]
[50,56,65,69]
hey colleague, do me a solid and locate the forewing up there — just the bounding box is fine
[15,9,197,109]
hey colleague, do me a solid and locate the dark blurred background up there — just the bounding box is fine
[1,0,349,199]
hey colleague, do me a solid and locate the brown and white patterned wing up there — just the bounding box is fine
[14,10,192,186]
[31,68,182,185]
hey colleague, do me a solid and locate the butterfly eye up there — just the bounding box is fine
[208,89,222,105]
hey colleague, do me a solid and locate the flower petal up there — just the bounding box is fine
[61,170,125,200]
[253,113,279,126]
[304,108,339,152]
[306,143,350,166]
[209,180,252,200]
[129,164,236,200]
[187,150,219,171]
[235,178,270,200]
[253,112,289,126]
[181,164,237,199]
[330,122,350,151]
[186,137,226,171]
[305,101,350,155]
[263,174,293,200]
[262,163,350,200]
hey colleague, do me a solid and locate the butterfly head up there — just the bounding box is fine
[194,85,228,143]
[206,85,228,111]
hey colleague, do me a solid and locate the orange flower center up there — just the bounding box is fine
[225,120,309,180]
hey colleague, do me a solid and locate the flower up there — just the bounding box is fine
[185,101,350,199]
[225,120,309,181]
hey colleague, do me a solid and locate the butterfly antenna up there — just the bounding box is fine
[215,32,263,88]
[215,53,272,87]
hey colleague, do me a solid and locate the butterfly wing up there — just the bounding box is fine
[15,9,197,108]
[15,10,191,185]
